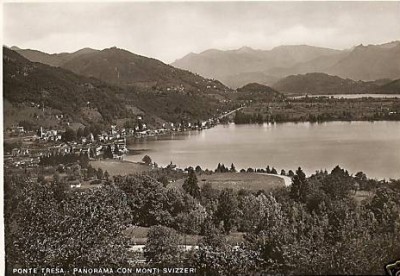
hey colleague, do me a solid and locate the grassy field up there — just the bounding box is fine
[90,159,151,176]
[170,172,285,192]
[124,226,245,246]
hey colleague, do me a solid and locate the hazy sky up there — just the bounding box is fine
[3,1,400,63]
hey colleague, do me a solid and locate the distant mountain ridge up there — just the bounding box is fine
[14,46,230,95]
[12,47,99,67]
[272,72,398,95]
[172,41,400,88]
[327,43,400,81]
[172,45,340,88]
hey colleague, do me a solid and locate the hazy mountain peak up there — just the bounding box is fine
[200,48,223,55]
[74,47,98,54]
[173,41,400,87]
[376,40,400,49]
[236,46,255,53]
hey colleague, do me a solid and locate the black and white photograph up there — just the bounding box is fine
[2,1,400,275]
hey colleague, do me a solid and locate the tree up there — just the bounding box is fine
[37,174,46,184]
[144,226,181,265]
[114,144,119,154]
[214,189,239,234]
[290,167,309,203]
[87,165,96,179]
[104,145,113,159]
[83,126,91,137]
[115,175,170,226]
[142,155,152,165]
[7,180,132,270]
[89,123,102,138]
[321,166,355,200]
[104,171,110,181]
[79,153,89,168]
[176,204,207,235]
[201,222,226,248]
[354,171,368,190]
[62,127,77,142]
[77,127,84,139]
[97,168,104,180]
[182,169,201,199]
[215,163,228,173]
[238,194,270,232]
[157,175,169,187]
[230,163,237,173]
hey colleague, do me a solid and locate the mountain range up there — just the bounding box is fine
[4,46,234,129]
[6,42,400,123]
[12,46,229,93]
[172,41,400,88]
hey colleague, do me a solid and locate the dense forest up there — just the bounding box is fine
[4,165,400,275]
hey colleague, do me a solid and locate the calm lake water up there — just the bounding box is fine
[127,121,400,180]
[292,94,400,99]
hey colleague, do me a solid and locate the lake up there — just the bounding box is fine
[126,121,400,180]
[291,94,400,99]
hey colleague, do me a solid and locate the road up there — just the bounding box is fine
[219,107,243,119]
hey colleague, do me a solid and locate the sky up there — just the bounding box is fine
[3,1,400,63]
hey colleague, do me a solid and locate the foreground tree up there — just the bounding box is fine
[115,174,170,226]
[214,189,239,233]
[7,180,132,271]
[290,167,309,203]
[144,226,181,265]
[182,169,201,199]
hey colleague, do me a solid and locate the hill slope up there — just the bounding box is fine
[377,79,400,94]
[4,47,234,128]
[272,73,378,95]
[234,83,284,102]
[60,47,229,94]
[3,47,126,126]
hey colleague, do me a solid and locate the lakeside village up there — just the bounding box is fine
[4,111,232,182]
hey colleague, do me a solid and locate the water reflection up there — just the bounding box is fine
[127,121,400,180]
